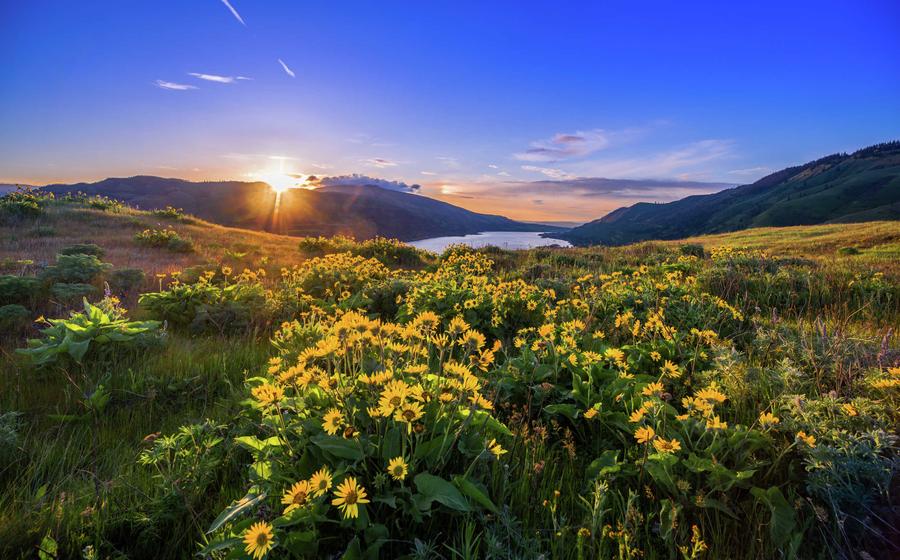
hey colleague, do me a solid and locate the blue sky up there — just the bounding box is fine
[2,0,898,221]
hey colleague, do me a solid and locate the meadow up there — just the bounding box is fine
[1,189,898,560]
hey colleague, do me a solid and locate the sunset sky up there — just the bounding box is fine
[2,1,898,222]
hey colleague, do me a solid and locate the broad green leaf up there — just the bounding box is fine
[543,403,579,421]
[453,475,499,513]
[311,434,365,461]
[752,486,797,547]
[586,450,621,480]
[414,473,471,512]
[207,491,266,533]
[456,407,512,436]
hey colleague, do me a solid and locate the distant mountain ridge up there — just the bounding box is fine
[556,141,900,246]
[40,176,560,241]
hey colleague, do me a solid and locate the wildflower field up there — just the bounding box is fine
[1,190,899,559]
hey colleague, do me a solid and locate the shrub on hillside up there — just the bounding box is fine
[297,235,429,268]
[59,243,105,258]
[40,253,112,284]
[135,228,195,252]
[0,188,49,219]
[0,275,43,307]
[151,206,188,220]
[0,304,30,334]
[50,283,98,304]
[140,273,268,334]
[108,268,146,294]
[0,411,22,475]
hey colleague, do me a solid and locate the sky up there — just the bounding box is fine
[1,0,898,222]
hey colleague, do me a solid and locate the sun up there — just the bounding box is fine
[257,172,297,193]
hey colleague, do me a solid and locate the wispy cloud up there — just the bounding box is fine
[437,156,460,169]
[155,80,197,91]
[220,0,246,26]
[188,72,250,84]
[727,166,771,177]
[571,139,734,180]
[362,157,397,169]
[521,165,576,180]
[420,171,438,176]
[515,129,611,162]
[278,59,295,78]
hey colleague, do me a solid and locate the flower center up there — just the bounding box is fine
[293,491,307,505]
[256,533,269,546]
[345,490,358,505]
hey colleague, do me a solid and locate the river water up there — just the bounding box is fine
[409,231,571,252]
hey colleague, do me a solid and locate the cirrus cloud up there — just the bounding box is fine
[515,129,611,162]
[154,80,196,91]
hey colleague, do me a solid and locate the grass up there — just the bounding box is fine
[0,335,271,558]
[671,221,900,265]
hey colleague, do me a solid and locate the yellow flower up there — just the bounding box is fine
[650,351,662,362]
[584,407,599,420]
[378,383,409,416]
[652,437,681,454]
[243,521,275,560]
[696,387,726,404]
[251,383,284,407]
[387,456,409,481]
[331,477,370,519]
[322,408,344,435]
[281,480,311,514]
[642,382,663,397]
[796,431,816,448]
[634,426,656,444]
[841,403,857,417]
[758,412,780,427]
[310,467,333,496]
[486,438,507,458]
[705,415,728,431]
[661,360,681,379]
[629,407,647,423]
[394,401,424,424]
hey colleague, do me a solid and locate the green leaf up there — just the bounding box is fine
[234,435,283,455]
[381,427,401,460]
[543,403,578,421]
[456,407,512,436]
[751,486,797,548]
[586,450,621,480]
[207,491,266,533]
[38,534,58,560]
[311,435,365,461]
[453,475,499,513]
[659,500,681,543]
[414,473,471,512]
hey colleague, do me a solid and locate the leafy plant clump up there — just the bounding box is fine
[17,297,163,366]
[135,227,195,252]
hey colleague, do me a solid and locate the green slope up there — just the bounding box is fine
[557,141,900,246]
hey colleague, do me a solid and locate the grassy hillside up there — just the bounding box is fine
[40,176,558,241]
[1,191,898,560]
[558,141,900,246]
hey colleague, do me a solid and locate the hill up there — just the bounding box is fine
[556,141,900,246]
[39,176,558,241]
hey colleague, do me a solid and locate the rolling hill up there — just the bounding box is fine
[556,141,900,246]
[39,176,560,241]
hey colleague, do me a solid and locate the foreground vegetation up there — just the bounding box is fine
[1,189,898,559]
